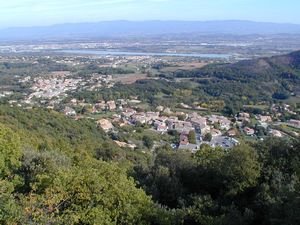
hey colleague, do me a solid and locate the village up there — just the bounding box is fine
[1,54,299,152]
[61,97,300,152]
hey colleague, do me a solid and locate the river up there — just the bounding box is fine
[60,50,231,59]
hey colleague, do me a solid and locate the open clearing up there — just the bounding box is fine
[161,62,208,72]
[113,73,148,84]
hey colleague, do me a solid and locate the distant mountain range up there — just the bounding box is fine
[1,20,300,41]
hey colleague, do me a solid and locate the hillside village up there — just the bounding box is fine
[60,97,299,151]
[1,54,299,152]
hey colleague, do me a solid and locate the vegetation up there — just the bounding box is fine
[0,51,299,224]
[70,51,300,114]
[0,105,299,224]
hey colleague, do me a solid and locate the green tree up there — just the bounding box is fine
[188,130,196,144]
[22,158,154,225]
[203,133,212,142]
[0,124,22,178]
[0,124,23,224]
[0,180,23,225]
[143,135,154,149]
[220,144,261,195]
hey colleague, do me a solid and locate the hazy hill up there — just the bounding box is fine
[187,50,300,102]
[123,50,300,108]
[211,50,300,81]
[1,20,300,41]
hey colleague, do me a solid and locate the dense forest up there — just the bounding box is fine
[0,105,299,224]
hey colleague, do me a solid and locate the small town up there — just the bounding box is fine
[1,53,298,153]
[63,98,299,151]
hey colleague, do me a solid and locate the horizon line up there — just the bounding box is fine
[2,19,300,30]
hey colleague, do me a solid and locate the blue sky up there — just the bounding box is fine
[1,0,299,28]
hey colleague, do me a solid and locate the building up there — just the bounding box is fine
[97,119,114,132]
[107,101,116,111]
[114,140,136,149]
[238,112,250,118]
[167,120,194,133]
[227,129,238,137]
[258,115,272,123]
[122,108,137,118]
[244,127,255,136]
[288,119,300,128]
[269,129,283,137]
[210,129,222,137]
[208,115,231,130]
[156,105,164,112]
[64,107,76,117]
[154,120,168,132]
[145,112,160,122]
[131,113,147,124]
[199,123,211,135]
[190,117,207,128]
[93,101,107,113]
[179,132,189,145]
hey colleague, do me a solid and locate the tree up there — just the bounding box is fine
[143,135,154,149]
[22,158,154,225]
[0,124,22,178]
[188,131,196,144]
[0,180,23,225]
[203,133,212,142]
[0,125,23,224]
[220,144,261,195]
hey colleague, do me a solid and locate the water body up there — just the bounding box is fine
[60,50,231,59]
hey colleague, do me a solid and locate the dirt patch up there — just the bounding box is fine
[113,73,148,84]
[161,62,208,72]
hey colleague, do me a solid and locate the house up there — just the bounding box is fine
[157,116,168,122]
[258,115,272,123]
[208,115,231,130]
[288,119,300,128]
[145,112,159,122]
[208,115,220,124]
[64,107,76,117]
[219,118,231,130]
[97,119,114,132]
[163,107,172,114]
[93,101,107,112]
[114,140,136,149]
[131,113,147,124]
[157,124,168,132]
[227,129,237,137]
[190,116,207,128]
[70,98,78,105]
[107,101,116,111]
[238,112,250,118]
[180,103,191,109]
[169,116,178,121]
[117,99,127,106]
[122,108,137,118]
[244,127,255,135]
[154,121,168,132]
[128,99,141,104]
[171,121,194,132]
[269,129,283,137]
[210,129,222,137]
[176,111,188,119]
[156,105,164,112]
[199,123,211,135]
[179,132,189,145]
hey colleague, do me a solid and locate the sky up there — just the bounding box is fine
[1,0,299,28]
